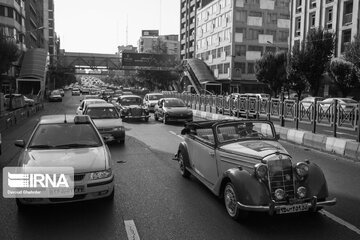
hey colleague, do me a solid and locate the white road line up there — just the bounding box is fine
[320,210,360,235]
[169,131,184,140]
[124,220,141,240]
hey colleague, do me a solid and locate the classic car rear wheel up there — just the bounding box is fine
[224,182,248,221]
[178,151,191,178]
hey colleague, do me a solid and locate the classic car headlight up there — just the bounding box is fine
[295,162,309,179]
[297,186,307,198]
[254,163,268,180]
[274,188,285,200]
[90,169,112,180]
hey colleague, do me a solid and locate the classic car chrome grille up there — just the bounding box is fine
[131,108,142,116]
[268,159,295,202]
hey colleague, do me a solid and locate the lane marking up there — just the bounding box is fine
[320,210,360,235]
[124,220,141,240]
[169,131,184,140]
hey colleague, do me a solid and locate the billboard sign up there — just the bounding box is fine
[142,30,159,37]
[121,53,176,68]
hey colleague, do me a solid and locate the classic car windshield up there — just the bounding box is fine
[28,123,102,148]
[216,122,275,143]
[121,97,142,105]
[149,94,163,100]
[85,107,119,119]
[164,99,186,107]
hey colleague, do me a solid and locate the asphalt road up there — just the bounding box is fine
[0,91,359,240]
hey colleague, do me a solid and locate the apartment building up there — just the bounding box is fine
[180,0,213,59]
[24,0,45,49]
[196,0,290,93]
[138,31,180,56]
[290,0,360,57]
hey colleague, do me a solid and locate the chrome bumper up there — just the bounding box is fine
[237,196,337,215]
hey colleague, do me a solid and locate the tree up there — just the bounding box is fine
[329,58,359,97]
[135,70,179,91]
[292,28,335,96]
[255,51,287,96]
[0,31,20,83]
[343,33,360,71]
[152,38,168,54]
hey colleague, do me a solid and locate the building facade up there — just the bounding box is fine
[289,0,360,57]
[180,0,213,60]
[24,0,45,49]
[196,0,290,93]
[138,32,180,57]
[117,45,137,54]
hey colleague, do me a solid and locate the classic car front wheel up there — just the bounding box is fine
[224,182,248,221]
[178,151,191,178]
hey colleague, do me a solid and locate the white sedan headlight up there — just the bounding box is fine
[90,169,112,180]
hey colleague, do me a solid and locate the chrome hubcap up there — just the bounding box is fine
[178,154,184,174]
[224,185,237,216]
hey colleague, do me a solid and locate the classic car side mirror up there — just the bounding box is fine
[275,134,280,140]
[181,128,190,135]
[14,140,26,148]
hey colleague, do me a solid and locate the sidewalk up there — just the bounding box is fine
[192,109,360,163]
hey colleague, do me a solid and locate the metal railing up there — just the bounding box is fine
[163,92,360,142]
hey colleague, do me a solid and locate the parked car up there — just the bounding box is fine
[300,97,324,110]
[59,88,65,97]
[173,119,336,220]
[115,95,150,122]
[83,103,125,144]
[49,90,62,102]
[4,94,26,109]
[24,96,35,106]
[72,88,81,96]
[143,93,164,112]
[14,115,114,209]
[76,99,107,115]
[318,98,358,115]
[154,98,193,124]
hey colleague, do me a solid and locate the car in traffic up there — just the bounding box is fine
[143,93,163,112]
[72,88,81,96]
[14,115,114,209]
[154,98,193,124]
[115,95,150,122]
[173,119,336,220]
[49,90,62,102]
[299,97,324,110]
[76,98,107,115]
[83,103,125,144]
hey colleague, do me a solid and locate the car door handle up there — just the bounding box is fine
[209,152,215,157]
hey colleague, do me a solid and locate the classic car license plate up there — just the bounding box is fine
[74,186,85,194]
[278,203,309,214]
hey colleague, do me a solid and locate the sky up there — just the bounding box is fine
[55,0,180,54]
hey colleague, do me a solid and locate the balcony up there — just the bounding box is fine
[343,13,352,25]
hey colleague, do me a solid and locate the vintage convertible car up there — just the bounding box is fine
[115,95,150,122]
[174,120,336,220]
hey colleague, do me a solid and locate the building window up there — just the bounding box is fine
[279,31,289,42]
[295,17,301,36]
[266,13,277,24]
[224,45,231,56]
[247,63,255,74]
[310,12,316,28]
[217,47,223,58]
[266,30,277,41]
[343,1,353,25]
[265,46,276,53]
[7,7,14,18]
[325,7,333,29]
[212,49,217,58]
[248,28,263,40]
[235,10,247,23]
[248,45,263,55]
[234,62,246,74]
[217,64,224,74]
[0,6,5,16]
[224,63,230,74]
[310,0,316,9]
[326,0,333,3]
[296,0,302,13]
[235,27,246,39]
[235,45,246,56]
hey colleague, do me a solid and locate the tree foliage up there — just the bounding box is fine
[50,67,77,89]
[0,31,20,75]
[291,28,335,96]
[343,33,360,71]
[135,70,179,91]
[255,51,287,96]
[329,58,359,97]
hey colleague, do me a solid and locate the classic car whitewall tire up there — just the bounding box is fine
[224,182,248,221]
[178,151,191,178]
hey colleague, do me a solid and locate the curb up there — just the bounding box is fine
[192,109,360,163]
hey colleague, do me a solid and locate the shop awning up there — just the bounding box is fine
[19,48,48,80]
